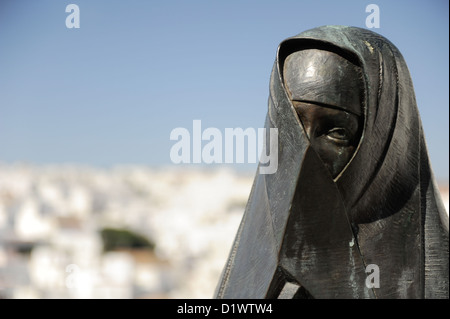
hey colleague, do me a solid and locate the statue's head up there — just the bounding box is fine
[217,26,448,300]
[283,49,364,179]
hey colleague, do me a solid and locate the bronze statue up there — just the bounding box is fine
[215,26,449,299]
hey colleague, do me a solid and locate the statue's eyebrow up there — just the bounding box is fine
[292,100,361,117]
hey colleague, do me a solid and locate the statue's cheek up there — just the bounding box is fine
[309,140,354,178]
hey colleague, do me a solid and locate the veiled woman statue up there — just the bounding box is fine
[215,26,449,299]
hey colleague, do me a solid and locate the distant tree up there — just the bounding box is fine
[100,227,155,252]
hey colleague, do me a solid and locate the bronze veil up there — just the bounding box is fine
[215,26,449,299]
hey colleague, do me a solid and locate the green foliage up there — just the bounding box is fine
[100,227,155,252]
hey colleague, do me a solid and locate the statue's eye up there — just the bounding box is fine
[326,128,350,143]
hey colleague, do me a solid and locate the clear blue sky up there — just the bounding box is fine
[0,0,448,181]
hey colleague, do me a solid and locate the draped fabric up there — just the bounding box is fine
[215,26,449,299]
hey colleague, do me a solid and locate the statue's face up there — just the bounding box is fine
[293,101,361,178]
[283,49,363,179]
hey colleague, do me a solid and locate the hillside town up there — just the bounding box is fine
[0,163,253,298]
[0,163,448,298]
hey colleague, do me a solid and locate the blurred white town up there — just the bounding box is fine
[0,163,254,299]
[0,163,448,299]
